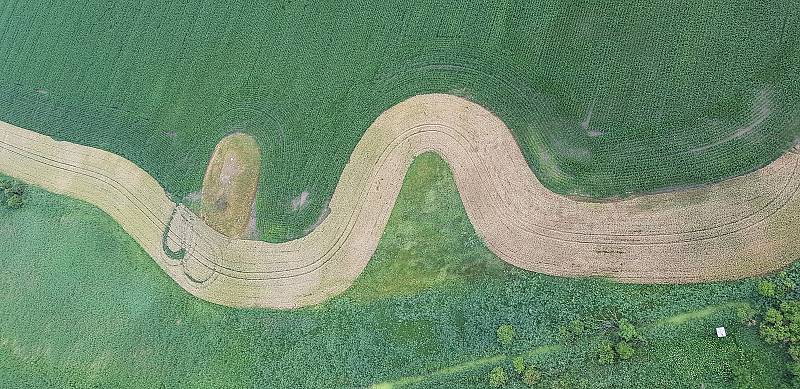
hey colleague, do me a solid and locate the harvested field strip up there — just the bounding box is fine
[0,94,799,308]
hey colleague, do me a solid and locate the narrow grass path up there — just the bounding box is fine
[370,301,754,388]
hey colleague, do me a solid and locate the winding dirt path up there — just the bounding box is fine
[1,94,799,308]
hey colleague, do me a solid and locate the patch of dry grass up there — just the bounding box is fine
[200,133,260,238]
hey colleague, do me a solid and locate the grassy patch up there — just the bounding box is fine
[347,152,508,301]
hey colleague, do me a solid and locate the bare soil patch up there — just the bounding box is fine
[291,191,310,211]
[200,133,261,238]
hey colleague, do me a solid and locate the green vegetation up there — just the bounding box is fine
[616,340,635,360]
[489,355,542,388]
[488,367,509,388]
[597,340,615,365]
[522,365,542,386]
[0,177,27,209]
[753,272,800,385]
[574,315,644,365]
[0,1,797,241]
[497,325,516,347]
[512,356,525,374]
[0,153,794,388]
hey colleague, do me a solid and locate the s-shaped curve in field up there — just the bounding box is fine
[1,94,799,309]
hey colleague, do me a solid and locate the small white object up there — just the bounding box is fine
[716,327,727,337]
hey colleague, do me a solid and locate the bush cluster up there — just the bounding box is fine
[597,318,642,365]
[0,178,26,209]
[487,324,542,388]
[755,273,800,384]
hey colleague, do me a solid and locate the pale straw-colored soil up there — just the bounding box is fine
[1,94,798,308]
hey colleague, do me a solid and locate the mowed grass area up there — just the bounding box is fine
[0,154,793,388]
[0,0,797,241]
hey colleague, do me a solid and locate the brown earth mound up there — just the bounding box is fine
[200,133,260,238]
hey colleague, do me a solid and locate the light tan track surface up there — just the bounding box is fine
[1,94,799,308]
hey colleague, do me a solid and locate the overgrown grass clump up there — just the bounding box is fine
[0,154,793,388]
[0,176,27,209]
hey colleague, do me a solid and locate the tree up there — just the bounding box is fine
[497,324,515,346]
[488,366,509,387]
[788,345,800,361]
[736,304,758,325]
[597,340,615,365]
[758,281,778,298]
[617,318,639,342]
[760,322,789,344]
[569,319,585,336]
[0,178,26,209]
[788,362,800,378]
[512,356,525,374]
[522,367,541,386]
[5,194,23,209]
[616,341,635,360]
[764,308,784,325]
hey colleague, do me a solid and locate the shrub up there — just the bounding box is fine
[497,324,515,346]
[758,281,777,298]
[512,356,525,374]
[488,366,509,387]
[781,301,800,321]
[0,178,26,209]
[778,273,797,294]
[788,345,800,361]
[597,340,615,365]
[759,322,789,344]
[6,194,23,209]
[617,318,639,342]
[569,319,585,337]
[522,367,541,386]
[764,308,784,325]
[616,341,635,360]
[736,304,758,325]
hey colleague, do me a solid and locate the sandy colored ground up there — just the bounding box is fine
[0,94,798,309]
[200,132,261,238]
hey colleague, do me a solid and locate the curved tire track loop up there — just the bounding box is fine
[0,94,799,309]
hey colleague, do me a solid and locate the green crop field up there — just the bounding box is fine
[0,0,797,241]
[2,1,799,387]
[0,155,795,388]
